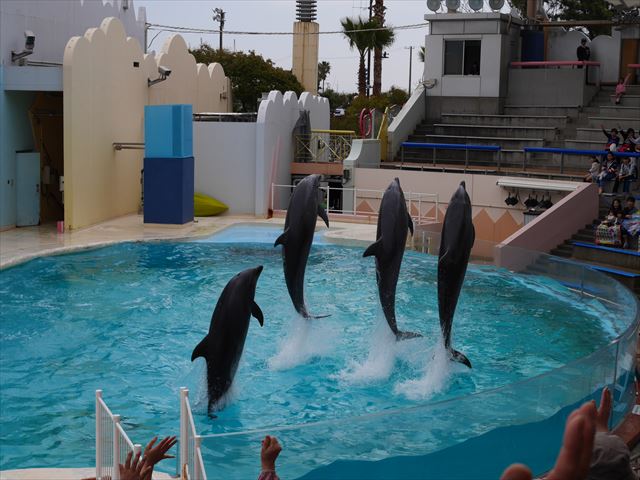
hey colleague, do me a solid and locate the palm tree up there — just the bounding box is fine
[341,17,393,97]
[372,0,394,96]
[418,46,425,63]
[317,61,331,92]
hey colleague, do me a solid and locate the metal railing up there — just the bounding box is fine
[96,390,141,480]
[523,147,640,173]
[400,142,502,171]
[113,142,145,151]
[294,129,356,163]
[271,183,439,225]
[180,388,207,480]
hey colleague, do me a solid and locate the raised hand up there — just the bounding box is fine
[143,436,178,466]
[119,451,152,480]
[261,435,282,472]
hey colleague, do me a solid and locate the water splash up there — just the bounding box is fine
[268,313,336,370]
[189,358,239,415]
[394,338,456,400]
[337,317,398,384]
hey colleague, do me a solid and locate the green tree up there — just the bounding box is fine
[372,0,395,96]
[190,44,304,112]
[508,0,613,37]
[318,61,331,92]
[341,17,393,98]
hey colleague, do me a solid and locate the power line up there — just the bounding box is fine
[145,21,429,36]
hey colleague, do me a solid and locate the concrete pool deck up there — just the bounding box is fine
[0,214,378,270]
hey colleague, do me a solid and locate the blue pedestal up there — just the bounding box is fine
[144,105,193,158]
[143,156,194,225]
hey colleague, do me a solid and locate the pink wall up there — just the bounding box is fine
[495,183,599,270]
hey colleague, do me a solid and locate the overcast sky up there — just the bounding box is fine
[136,0,430,93]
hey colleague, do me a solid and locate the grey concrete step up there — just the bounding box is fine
[588,116,640,128]
[565,139,607,150]
[504,105,581,117]
[605,95,640,107]
[572,242,640,270]
[576,128,609,141]
[407,134,544,150]
[440,113,568,128]
[433,124,558,141]
[598,106,640,118]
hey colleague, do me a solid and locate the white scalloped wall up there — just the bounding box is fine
[63,17,230,230]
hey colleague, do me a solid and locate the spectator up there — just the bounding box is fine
[614,157,635,193]
[577,38,591,67]
[615,74,631,104]
[258,435,282,480]
[601,125,620,149]
[608,198,624,222]
[584,157,600,183]
[587,387,636,480]
[621,196,638,248]
[83,436,176,480]
[597,152,619,194]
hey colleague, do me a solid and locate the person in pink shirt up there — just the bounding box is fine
[615,73,631,104]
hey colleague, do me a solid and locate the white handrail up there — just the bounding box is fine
[180,387,208,480]
[271,183,439,225]
[95,390,141,480]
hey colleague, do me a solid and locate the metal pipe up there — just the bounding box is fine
[180,388,188,480]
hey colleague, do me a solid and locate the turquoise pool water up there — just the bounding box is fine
[0,226,628,477]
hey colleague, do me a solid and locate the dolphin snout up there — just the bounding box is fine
[253,265,264,278]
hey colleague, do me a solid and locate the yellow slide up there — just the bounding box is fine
[194,193,228,216]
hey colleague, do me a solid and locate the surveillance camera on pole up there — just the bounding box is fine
[148,65,171,87]
[12,30,35,64]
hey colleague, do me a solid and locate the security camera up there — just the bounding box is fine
[148,65,171,87]
[12,30,35,63]
[24,31,35,51]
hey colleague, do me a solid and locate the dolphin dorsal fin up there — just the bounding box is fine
[191,335,209,362]
[407,213,414,236]
[252,301,264,326]
[363,238,383,258]
[318,205,329,228]
[274,228,290,248]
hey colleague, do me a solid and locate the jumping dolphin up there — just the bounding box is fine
[363,178,421,340]
[191,266,264,414]
[275,174,329,318]
[438,181,474,368]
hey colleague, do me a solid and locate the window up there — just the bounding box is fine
[444,40,481,76]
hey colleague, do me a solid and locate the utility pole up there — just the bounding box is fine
[213,8,225,52]
[405,46,413,95]
[366,0,373,97]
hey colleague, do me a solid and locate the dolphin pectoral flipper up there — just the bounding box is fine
[251,301,264,326]
[407,213,414,236]
[363,238,383,258]
[274,228,290,248]
[191,335,210,362]
[396,330,422,341]
[451,349,472,369]
[318,205,330,228]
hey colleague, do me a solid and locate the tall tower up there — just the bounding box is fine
[292,0,319,94]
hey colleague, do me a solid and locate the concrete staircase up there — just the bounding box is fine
[395,84,639,178]
[547,195,640,297]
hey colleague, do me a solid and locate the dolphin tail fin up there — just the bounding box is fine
[318,205,330,228]
[191,335,209,362]
[450,349,472,369]
[274,228,290,248]
[396,330,422,341]
[407,213,414,236]
[363,238,383,258]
